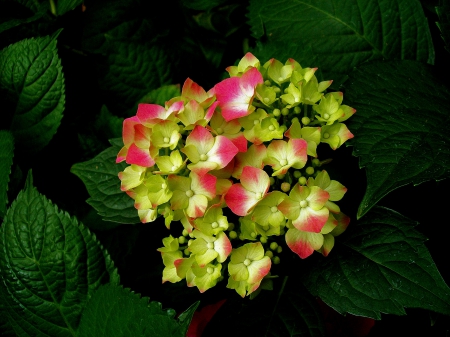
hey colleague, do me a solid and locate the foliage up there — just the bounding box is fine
[0,0,449,336]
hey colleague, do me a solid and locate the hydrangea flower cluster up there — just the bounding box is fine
[117,53,354,297]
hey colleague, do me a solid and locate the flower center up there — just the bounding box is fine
[323,132,330,139]
[323,113,330,119]
[171,165,178,172]
[207,242,214,249]
[271,206,278,213]
[207,267,214,274]
[255,192,262,200]
[161,183,167,189]
[163,137,170,143]
[216,127,223,135]
[269,125,275,131]
[211,222,218,228]
[263,97,270,103]
[186,190,194,197]
[200,154,208,161]
[253,119,260,125]
[243,258,251,266]
[300,200,308,208]
[280,159,288,166]
[278,76,283,82]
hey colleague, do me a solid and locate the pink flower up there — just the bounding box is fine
[214,67,263,121]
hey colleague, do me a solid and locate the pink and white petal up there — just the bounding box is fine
[214,232,232,262]
[285,228,324,259]
[232,144,266,178]
[188,161,218,175]
[307,186,330,210]
[186,194,209,218]
[288,138,308,169]
[240,67,263,93]
[138,208,158,223]
[224,183,259,216]
[215,76,254,121]
[205,101,219,121]
[186,125,215,154]
[122,116,140,146]
[191,172,217,200]
[247,256,271,284]
[137,103,167,123]
[330,212,350,236]
[293,207,329,233]
[207,135,239,170]
[240,166,270,196]
[126,143,155,167]
[238,52,260,71]
[289,184,311,203]
[182,78,209,102]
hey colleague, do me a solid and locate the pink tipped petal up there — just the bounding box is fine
[307,187,330,210]
[182,78,209,102]
[126,143,155,167]
[207,136,239,169]
[240,166,270,196]
[166,100,185,115]
[122,116,140,146]
[116,146,127,163]
[227,133,248,153]
[205,101,219,121]
[191,172,217,200]
[247,256,271,284]
[288,138,308,168]
[285,228,324,259]
[240,67,264,94]
[137,103,167,123]
[133,124,151,148]
[293,207,329,233]
[215,232,232,262]
[225,184,260,216]
[186,125,215,154]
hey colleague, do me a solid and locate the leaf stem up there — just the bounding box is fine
[265,276,288,337]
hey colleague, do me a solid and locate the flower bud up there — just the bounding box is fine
[270,242,278,251]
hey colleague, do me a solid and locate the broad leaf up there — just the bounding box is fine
[248,0,434,87]
[0,175,118,336]
[344,60,450,218]
[436,0,450,53]
[302,206,450,319]
[0,1,48,35]
[181,0,227,11]
[0,131,14,218]
[77,284,198,337]
[0,32,65,153]
[54,0,83,16]
[71,138,140,224]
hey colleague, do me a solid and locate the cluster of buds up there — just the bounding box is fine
[117,53,354,297]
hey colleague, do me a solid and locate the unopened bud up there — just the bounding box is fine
[294,106,301,114]
[298,176,307,185]
[272,256,281,265]
[265,250,274,258]
[273,108,281,117]
[260,236,267,244]
[229,231,238,239]
[228,223,235,231]
[281,182,291,192]
[182,229,189,236]
[293,171,301,178]
[301,117,311,125]
[312,158,320,167]
[276,246,283,254]
[281,108,289,116]
[178,236,186,244]
[305,167,314,175]
[270,242,278,251]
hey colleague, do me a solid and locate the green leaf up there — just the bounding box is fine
[0,1,48,35]
[99,40,173,114]
[248,0,434,87]
[343,60,450,218]
[302,206,450,319]
[54,0,83,15]
[0,131,14,218]
[0,175,118,336]
[181,0,227,11]
[137,84,181,107]
[0,32,65,153]
[436,0,450,53]
[71,138,140,224]
[77,284,198,337]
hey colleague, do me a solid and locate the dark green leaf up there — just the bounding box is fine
[0,175,118,336]
[344,60,450,218]
[77,284,198,337]
[54,0,83,15]
[137,84,181,107]
[436,0,450,53]
[0,1,48,35]
[0,131,14,218]
[303,206,450,319]
[71,138,140,224]
[0,32,65,153]
[248,0,434,87]
[181,0,227,11]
